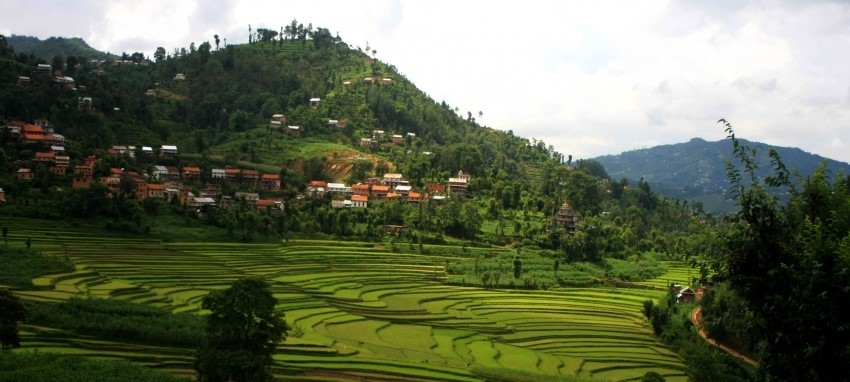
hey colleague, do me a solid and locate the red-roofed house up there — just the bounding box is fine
[261,173,281,191]
[407,191,423,203]
[352,183,371,196]
[34,151,55,163]
[225,168,241,184]
[351,194,368,208]
[241,169,259,186]
[371,185,390,199]
[182,166,201,181]
[147,183,167,199]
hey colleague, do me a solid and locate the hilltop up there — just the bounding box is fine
[594,137,850,214]
[6,35,116,61]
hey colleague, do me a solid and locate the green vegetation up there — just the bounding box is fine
[0,290,26,349]
[0,351,189,382]
[195,277,285,382]
[0,245,73,288]
[700,123,850,381]
[24,297,204,348]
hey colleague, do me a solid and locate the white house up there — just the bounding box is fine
[161,145,178,155]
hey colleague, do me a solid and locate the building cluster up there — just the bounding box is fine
[360,129,416,148]
[306,170,471,209]
[2,119,284,213]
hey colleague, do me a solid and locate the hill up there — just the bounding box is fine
[594,137,850,214]
[6,35,116,61]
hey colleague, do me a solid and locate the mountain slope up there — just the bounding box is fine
[594,137,850,213]
[7,35,116,61]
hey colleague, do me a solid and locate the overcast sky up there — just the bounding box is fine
[3,0,850,163]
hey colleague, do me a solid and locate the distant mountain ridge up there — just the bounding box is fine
[7,35,116,61]
[594,137,850,214]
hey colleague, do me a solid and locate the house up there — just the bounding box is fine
[190,197,217,209]
[147,183,167,199]
[160,145,178,156]
[72,165,93,190]
[241,169,259,186]
[425,182,446,194]
[382,78,392,85]
[360,138,376,148]
[17,168,33,181]
[456,170,471,182]
[286,125,301,136]
[224,168,241,184]
[153,165,169,180]
[182,166,202,181]
[309,98,321,108]
[211,168,226,180]
[448,176,468,197]
[328,119,339,127]
[174,73,186,81]
[307,180,328,189]
[555,202,580,234]
[78,97,93,111]
[407,191,424,203]
[677,287,697,303]
[234,192,260,207]
[331,200,347,209]
[394,185,411,197]
[336,119,348,128]
[406,132,416,140]
[352,183,371,196]
[35,64,51,74]
[17,76,31,85]
[256,199,280,212]
[142,146,153,155]
[269,120,281,129]
[145,89,156,96]
[351,194,368,208]
[54,155,69,167]
[0,188,5,203]
[383,173,407,188]
[51,165,67,177]
[272,114,286,123]
[261,173,281,191]
[34,151,56,163]
[372,130,385,140]
[392,135,403,145]
[371,185,390,199]
[327,183,350,193]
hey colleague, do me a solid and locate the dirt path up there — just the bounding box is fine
[690,306,758,366]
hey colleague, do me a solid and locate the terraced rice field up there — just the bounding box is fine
[3,217,688,381]
[635,261,695,289]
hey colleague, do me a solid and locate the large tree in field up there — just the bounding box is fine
[716,120,850,382]
[194,277,286,382]
[0,290,26,349]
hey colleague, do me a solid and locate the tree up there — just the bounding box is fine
[714,121,850,381]
[0,290,26,349]
[2,227,6,246]
[513,256,523,279]
[195,277,286,382]
[214,34,220,50]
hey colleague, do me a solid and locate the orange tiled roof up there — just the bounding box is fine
[352,195,368,202]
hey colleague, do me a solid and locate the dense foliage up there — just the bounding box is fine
[0,290,26,349]
[706,123,850,381]
[24,297,204,348]
[0,245,73,288]
[195,277,285,382]
[0,351,189,382]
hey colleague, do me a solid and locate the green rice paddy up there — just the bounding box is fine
[3,217,688,381]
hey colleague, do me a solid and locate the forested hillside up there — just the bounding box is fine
[595,137,850,213]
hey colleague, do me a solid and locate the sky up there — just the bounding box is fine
[2,0,850,163]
